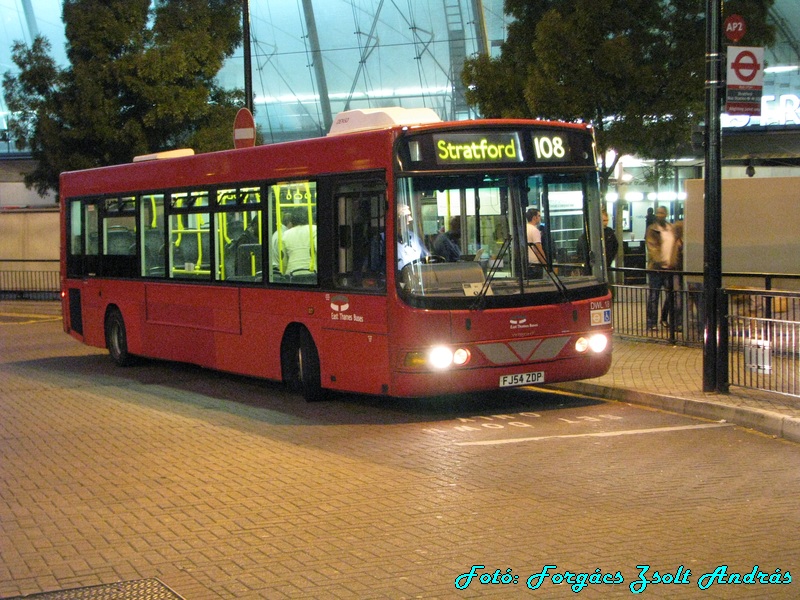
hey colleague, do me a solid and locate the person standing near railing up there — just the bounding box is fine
[663,220,684,331]
[602,210,619,269]
[645,206,679,331]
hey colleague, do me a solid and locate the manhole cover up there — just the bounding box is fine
[1,579,184,600]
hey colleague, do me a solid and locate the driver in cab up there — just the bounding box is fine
[397,204,429,268]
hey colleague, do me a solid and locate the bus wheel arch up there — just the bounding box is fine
[280,323,323,402]
[104,305,134,367]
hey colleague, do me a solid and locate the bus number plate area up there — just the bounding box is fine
[499,371,545,387]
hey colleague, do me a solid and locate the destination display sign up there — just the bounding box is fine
[401,127,591,171]
[433,133,524,165]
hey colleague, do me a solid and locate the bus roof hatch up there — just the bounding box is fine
[327,107,441,136]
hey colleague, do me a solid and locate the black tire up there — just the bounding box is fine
[283,327,323,402]
[104,308,133,366]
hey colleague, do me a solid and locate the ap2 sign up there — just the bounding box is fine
[723,14,746,43]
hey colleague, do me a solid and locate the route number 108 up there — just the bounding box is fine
[533,135,566,161]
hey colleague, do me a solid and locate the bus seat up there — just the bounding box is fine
[106,227,136,255]
[288,269,317,285]
[236,243,262,277]
[177,234,198,264]
[143,229,164,268]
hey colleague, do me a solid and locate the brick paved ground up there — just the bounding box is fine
[1,302,798,599]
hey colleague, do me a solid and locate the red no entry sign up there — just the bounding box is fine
[723,14,746,43]
[233,108,256,149]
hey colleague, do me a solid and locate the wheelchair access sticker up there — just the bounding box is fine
[590,308,612,326]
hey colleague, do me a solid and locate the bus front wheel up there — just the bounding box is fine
[283,327,323,402]
[105,308,133,367]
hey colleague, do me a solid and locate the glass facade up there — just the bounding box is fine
[1,1,798,150]
[1,0,511,147]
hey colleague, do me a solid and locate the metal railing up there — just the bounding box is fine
[724,289,800,398]
[0,259,60,300]
[3,260,797,397]
[610,280,703,345]
[610,267,800,398]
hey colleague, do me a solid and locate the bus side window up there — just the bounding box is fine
[333,180,386,290]
[268,181,317,285]
[169,191,212,280]
[99,196,137,277]
[218,211,263,282]
[66,200,83,278]
[141,194,166,277]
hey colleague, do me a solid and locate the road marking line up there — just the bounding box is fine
[455,423,733,446]
[0,313,62,325]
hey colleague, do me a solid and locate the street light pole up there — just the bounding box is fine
[243,0,253,113]
[703,0,723,392]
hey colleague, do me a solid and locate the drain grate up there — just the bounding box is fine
[2,579,184,600]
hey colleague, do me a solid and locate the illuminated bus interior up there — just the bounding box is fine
[396,172,604,301]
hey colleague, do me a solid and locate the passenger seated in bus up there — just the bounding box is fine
[281,207,317,273]
[432,216,461,262]
[225,220,259,276]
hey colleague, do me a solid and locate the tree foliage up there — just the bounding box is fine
[2,0,244,196]
[463,0,775,184]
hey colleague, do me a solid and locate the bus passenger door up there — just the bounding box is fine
[322,178,391,395]
[64,199,100,340]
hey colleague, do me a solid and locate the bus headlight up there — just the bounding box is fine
[453,348,471,366]
[404,346,472,369]
[575,334,608,354]
[589,333,608,353]
[429,346,453,369]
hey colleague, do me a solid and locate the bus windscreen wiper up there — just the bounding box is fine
[529,241,569,303]
[470,236,511,310]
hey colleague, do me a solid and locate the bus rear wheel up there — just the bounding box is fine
[283,327,323,402]
[105,308,134,367]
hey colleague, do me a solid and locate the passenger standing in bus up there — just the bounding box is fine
[281,207,317,274]
[526,208,545,277]
[433,216,461,261]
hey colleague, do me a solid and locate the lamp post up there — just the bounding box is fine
[243,0,253,113]
[703,0,723,392]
